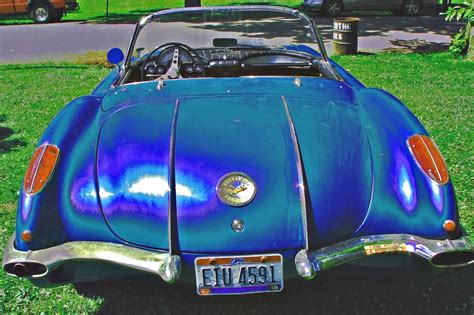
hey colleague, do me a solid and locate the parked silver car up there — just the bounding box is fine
[302,0,439,16]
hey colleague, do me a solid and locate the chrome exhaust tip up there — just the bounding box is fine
[4,262,48,277]
[12,263,27,277]
[295,234,474,279]
[431,251,474,267]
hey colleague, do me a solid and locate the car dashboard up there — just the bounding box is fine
[122,47,324,84]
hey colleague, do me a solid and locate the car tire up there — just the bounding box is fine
[30,3,52,23]
[322,0,344,17]
[401,0,422,16]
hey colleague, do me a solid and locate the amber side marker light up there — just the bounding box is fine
[443,220,457,233]
[24,144,60,194]
[408,135,449,185]
[21,230,33,242]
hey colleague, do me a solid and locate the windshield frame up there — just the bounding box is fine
[118,6,336,85]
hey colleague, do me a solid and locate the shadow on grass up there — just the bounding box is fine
[382,39,450,53]
[0,64,92,70]
[0,13,73,25]
[75,266,474,314]
[0,13,32,24]
[0,115,25,154]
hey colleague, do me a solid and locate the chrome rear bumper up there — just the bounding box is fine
[3,233,473,285]
[295,234,474,279]
[2,235,181,283]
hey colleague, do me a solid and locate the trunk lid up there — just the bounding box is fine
[96,78,372,252]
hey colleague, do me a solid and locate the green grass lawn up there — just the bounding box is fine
[0,53,473,312]
[0,0,466,24]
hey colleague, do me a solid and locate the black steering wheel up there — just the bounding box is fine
[140,42,206,81]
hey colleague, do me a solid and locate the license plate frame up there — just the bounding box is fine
[194,254,284,296]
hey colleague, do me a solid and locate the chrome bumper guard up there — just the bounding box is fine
[2,235,181,283]
[295,234,474,279]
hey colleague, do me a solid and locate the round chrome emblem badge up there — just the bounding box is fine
[216,172,257,207]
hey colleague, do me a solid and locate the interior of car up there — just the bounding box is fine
[120,41,326,84]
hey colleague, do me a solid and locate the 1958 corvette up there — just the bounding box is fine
[2,6,473,296]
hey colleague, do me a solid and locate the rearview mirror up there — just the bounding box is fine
[107,48,124,65]
[213,38,238,48]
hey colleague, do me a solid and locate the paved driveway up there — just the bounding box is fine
[317,14,463,53]
[0,15,463,63]
[0,22,134,63]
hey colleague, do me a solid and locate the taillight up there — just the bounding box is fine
[24,144,60,194]
[407,135,449,185]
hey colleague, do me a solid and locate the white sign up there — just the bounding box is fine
[334,22,352,30]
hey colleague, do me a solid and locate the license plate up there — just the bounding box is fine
[195,254,284,296]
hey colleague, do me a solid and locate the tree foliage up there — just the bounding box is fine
[443,2,473,55]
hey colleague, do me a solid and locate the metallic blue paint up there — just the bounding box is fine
[286,94,373,246]
[174,94,303,253]
[353,88,458,238]
[15,96,120,251]
[11,52,461,282]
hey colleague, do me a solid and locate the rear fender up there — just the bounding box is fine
[15,96,118,251]
[355,88,459,239]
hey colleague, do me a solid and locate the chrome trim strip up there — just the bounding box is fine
[2,235,181,283]
[300,12,329,63]
[26,144,61,196]
[168,99,181,256]
[419,136,442,180]
[141,5,302,24]
[121,6,336,83]
[27,145,47,194]
[282,96,311,250]
[295,234,474,279]
[121,23,142,82]
[406,135,450,185]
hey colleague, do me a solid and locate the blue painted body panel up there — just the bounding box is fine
[14,52,459,279]
[174,94,303,253]
[286,95,372,245]
[97,103,175,249]
[354,88,458,237]
[16,96,120,251]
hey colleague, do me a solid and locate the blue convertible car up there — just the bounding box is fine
[2,6,473,296]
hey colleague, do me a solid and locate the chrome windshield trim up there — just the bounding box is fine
[295,234,474,279]
[2,235,181,283]
[121,6,334,84]
[140,5,301,24]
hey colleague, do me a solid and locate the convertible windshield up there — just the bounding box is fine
[134,8,321,56]
[120,6,334,84]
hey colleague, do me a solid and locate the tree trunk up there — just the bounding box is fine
[441,0,450,11]
[185,0,201,7]
[469,27,474,60]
